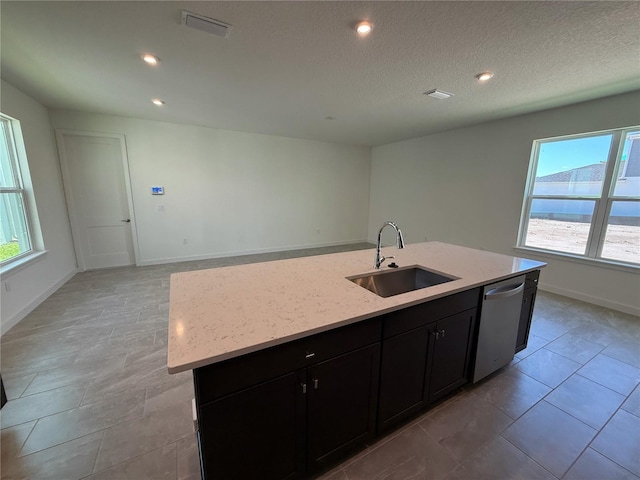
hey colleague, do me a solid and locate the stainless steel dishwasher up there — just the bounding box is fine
[473,275,526,383]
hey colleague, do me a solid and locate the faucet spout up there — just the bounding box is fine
[374,221,405,269]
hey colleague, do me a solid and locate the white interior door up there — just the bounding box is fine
[57,131,137,270]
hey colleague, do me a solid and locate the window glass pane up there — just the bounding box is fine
[0,192,32,262]
[525,198,595,254]
[600,201,640,264]
[532,134,613,197]
[612,131,640,198]
[0,119,19,189]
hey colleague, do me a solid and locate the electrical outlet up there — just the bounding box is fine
[157,205,165,212]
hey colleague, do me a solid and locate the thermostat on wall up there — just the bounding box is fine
[151,186,164,195]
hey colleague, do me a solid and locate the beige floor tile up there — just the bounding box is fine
[93,397,193,472]
[87,443,177,480]
[144,378,194,417]
[544,333,605,364]
[564,447,640,480]
[515,348,581,388]
[419,393,513,462]
[622,384,640,417]
[578,353,640,395]
[1,383,85,429]
[0,373,36,400]
[22,354,127,396]
[19,390,145,456]
[343,423,458,480]
[528,317,575,342]
[502,400,597,478]
[2,431,103,480]
[469,366,551,420]
[1,421,36,465]
[443,436,555,480]
[545,374,625,429]
[567,321,626,348]
[591,409,640,476]
[514,334,549,360]
[176,435,200,480]
[603,339,640,369]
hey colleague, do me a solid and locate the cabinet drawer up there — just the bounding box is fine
[194,318,382,404]
[383,288,480,338]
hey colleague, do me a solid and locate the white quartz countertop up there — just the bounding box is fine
[167,242,546,373]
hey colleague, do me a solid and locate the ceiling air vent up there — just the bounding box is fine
[424,89,453,100]
[181,11,232,38]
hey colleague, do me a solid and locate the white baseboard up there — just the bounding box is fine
[138,239,370,267]
[1,268,77,336]
[538,283,640,317]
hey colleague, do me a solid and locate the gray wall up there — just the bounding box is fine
[0,80,77,333]
[48,110,371,265]
[369,90,640,315]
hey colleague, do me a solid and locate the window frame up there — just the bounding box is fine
[517,126,640,268]
[0,113,36,267]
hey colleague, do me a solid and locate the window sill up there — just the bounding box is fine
[513,246,639,274]
[0,250,48,277]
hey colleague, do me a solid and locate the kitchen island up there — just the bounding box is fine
[168,242,546,479]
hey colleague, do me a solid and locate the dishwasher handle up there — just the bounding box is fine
[484,282,525,300]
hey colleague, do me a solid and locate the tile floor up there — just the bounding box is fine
[1,243,639,480]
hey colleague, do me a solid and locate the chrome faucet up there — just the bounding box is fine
[374,221,405,269]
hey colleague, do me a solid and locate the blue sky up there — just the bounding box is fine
[537,134,613,177]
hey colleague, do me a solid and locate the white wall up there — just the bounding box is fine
[0,80,77,334]
[48,111,371,265]
[369,91,640,315]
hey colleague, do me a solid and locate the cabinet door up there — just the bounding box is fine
[428,308,476,403]
[306,344,380,472]
[198,371,306,480]
[516,287,537,353]
[377,325,430,432]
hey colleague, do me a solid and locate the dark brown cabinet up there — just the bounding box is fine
[307,344,380,471]
[378,325,430,432]
[428,308,477,403]
[377,289,480,432]
[194,319,381,480]
[516,271,539,353]
[198,371,306,480]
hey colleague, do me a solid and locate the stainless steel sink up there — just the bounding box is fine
[347,266,457,298]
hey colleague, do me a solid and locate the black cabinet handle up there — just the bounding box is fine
[313,378,319,390]
[305,352,316,359]
[301,383,307,394]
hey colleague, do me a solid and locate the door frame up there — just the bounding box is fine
[55,129,140,271]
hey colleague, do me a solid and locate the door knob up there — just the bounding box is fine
[121,219,131,223]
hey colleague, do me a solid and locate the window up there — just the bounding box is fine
[0,114,34,265]
[518,126,640,267]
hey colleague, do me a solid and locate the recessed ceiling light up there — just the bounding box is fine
[424,89,453,100]
[355,21,373,36]
[475,71,494,82]
[142,54,160,66]
[151,99,165,106]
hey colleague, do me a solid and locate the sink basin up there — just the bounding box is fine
[347,266,457,298]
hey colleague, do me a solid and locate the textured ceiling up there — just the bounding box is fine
[2,1,639,146]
